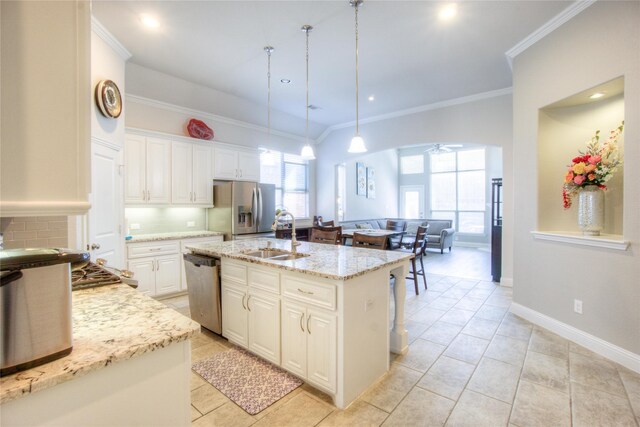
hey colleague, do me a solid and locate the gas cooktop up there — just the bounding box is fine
[71,262,121,290]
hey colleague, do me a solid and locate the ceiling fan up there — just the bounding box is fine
[423,143,463,154]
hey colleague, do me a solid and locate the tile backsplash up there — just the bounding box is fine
[1,216,68,249]
[124,208,207,235]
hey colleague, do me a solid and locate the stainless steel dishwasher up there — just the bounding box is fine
[183,253,222,334]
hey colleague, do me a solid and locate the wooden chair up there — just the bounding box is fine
[400,225,428,294]
[385,220,407,250]
[317,225,342,244]
[352,232,388,250]
[319,220,335,227]
[310,227,341,245]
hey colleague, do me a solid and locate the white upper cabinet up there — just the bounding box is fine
[1,1,91,216]
[172,141,213,206]
[124,134,171,205]
[214,145,260,182]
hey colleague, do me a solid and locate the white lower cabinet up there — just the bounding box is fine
[221,282,249,346]
[127,241,181,297]
[281,301,336,393]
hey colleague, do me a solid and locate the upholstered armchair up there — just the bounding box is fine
[425,219,456,254]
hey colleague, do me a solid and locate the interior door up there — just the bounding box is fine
[88,142,123,267]
[400,185,425,219]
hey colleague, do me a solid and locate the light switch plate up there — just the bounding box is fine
[130,223,140,230]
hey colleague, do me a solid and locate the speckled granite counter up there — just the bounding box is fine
[0,284,200,404]
[127,230,224,243]
[186,238,413,281]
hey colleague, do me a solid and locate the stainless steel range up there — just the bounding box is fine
[71,262,137,290]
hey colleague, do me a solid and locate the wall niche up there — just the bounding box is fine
[537,77,624,238]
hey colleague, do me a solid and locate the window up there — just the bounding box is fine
[260,150,309,218]
[400,155,424,174]
[430,148,485,233]
[335,163,346,221]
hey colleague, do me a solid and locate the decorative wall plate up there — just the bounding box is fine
[95,79,122,118]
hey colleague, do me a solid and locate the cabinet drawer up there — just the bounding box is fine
[222,261,247,284]
[127,241,180,259]
[282,276,336,311]
[248,266,280,294]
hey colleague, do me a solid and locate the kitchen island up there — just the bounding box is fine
[0,283,200,426]
[186,238,413,408]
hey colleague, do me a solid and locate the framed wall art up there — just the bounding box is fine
[356,162,366,196]
[367,167,376,199]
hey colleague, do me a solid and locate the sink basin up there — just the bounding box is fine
[243,248,310,261]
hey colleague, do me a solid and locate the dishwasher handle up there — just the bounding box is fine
[183,253,220,267]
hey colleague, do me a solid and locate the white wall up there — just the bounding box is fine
[512,1,639,355]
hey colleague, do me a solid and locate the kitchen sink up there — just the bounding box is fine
[243,248,310,261]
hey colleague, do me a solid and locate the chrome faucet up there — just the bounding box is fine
[272,210,300,254]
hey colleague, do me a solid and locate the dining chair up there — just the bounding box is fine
[385,220,407,250]
[317,225,342,244]
[352,232,388,250]
[399,225,428,294]
[310,227,341,245]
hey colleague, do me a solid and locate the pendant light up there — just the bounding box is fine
[262,46,276,166]
[300,25,316,160]
[348,0,367,153]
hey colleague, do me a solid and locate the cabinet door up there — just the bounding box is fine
[171,141,193,204]
[192,144,213,205]
[237,151,260,181]
[248,292,280,365]
[221,283,248,347]
[306,309,337,393]
[146,137,171,204]
[155,254,181,295]
[213,147,238,180]
[124,135,147,204]
[128,258,156,296]
[281,301,307,379]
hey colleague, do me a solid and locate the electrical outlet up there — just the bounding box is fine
[130,223,140,230]
[574,299,583,314]
[187,221,195,227]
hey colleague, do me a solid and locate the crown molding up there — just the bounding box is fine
[317,87,513,143]
[91,16,132,61]
[126,94,308,143]
[505,0,597,69]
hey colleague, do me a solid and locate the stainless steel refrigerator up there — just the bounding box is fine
[207,181,276,240]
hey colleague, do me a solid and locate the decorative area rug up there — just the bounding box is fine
[192,347,303,415]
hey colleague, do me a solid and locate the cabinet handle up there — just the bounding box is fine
[193,192,196,201]
[156,260,160,271]
[307,315,311,334]
[246,295,251,312]
[241,294,247,310]
[142,190,146,201]
[189,192,192,202]
[151,261,155,272]
[297,288,314,295]
[239,169,242,178]
[299,313,305,332]
[149,248,162,251]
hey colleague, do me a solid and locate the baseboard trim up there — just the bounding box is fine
[500,277,513,287]
[510,302,640,373]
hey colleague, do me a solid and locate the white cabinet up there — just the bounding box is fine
[124,135,171,205]
[1,0,91,217]
[180,236,223,290]
[281,301,337,393]
[221,261,280,365]
[172,141,213,206]
[214,146,260,182]
[127,241,181,296]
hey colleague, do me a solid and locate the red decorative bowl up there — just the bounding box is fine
[187,118,214,140]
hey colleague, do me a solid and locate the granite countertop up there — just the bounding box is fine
[186,238,413,281]
[0,284,200,404]
[127,230,224,243]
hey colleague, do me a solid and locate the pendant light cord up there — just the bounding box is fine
[305,28,310,143]
[267,47,272,139]
[355,2,360,135]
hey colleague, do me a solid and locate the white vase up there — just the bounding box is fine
[577,185,604,236]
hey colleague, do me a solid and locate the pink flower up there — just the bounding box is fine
[589,155,601,164]
[574,175,585,185]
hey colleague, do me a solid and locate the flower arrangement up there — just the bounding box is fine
[562,121,624,209]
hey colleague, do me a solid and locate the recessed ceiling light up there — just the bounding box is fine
[280,79,291,84]
[438,4,457,21]
[590,92,605,99]
[140,14,160,29]
[368,95,375,101]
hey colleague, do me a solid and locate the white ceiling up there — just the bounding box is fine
[92,0,571,132]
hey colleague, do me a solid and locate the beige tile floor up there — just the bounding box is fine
[161,271,640,426]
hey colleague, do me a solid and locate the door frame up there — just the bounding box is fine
[399,185,425,219]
